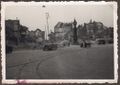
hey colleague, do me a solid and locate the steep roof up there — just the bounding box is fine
[54,22,72,29]
[54,22,63,28]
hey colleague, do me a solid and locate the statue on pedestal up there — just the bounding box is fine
[73,19,78,45]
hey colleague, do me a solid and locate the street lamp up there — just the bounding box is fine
[42,5,50,40]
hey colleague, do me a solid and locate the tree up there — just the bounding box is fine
[19,25,28,43]
[48,32,56,43]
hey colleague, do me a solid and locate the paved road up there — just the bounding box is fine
[6,44,114,79]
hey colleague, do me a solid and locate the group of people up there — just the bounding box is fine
[61,39,91,48]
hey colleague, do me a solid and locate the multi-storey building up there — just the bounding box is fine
[54,22,73,42]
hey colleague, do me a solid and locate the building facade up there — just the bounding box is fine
[54,22,73,42]
[77,20,113,40]
[5,19,21,45]
[28,29,45,43]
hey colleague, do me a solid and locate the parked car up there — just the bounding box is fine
[96,38,106,45]
[43,43,57,51]
[80,40,91,48]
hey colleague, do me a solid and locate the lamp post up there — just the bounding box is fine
[42,5,50,40]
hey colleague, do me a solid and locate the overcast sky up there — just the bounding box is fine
[5,2,114,31]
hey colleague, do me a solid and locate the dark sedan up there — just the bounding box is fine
[43,43,57,51]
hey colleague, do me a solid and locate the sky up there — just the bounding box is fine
[5,2,114,31]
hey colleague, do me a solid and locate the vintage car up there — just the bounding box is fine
[79,40,91,48]
[96,38,106,45]
[43,43,58,51]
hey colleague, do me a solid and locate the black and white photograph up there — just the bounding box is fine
[1,1,118,84]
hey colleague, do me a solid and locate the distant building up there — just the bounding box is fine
[6,19,20,31]
[77,20,111,40]
[28,29,45,43]
[5,19,21,45]
[54,20,113,43]
[54,22,73,42]
[77,24,87,40]
[5,19,30,44]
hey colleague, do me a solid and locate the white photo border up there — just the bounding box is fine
[1,1,118,84]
